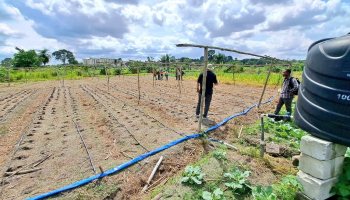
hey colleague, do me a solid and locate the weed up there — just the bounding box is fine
[331,157,350,199]
[272,175,302,200]
[240,146,260,158]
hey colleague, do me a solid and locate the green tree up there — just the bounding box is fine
[12,47,41,68]
[1,58,12,67]
[213,53,226,64]
[38,49,50,66]
[208,50,215,61]
[52,49,76,65]
[147,56,154,62]
[160,54,170,63]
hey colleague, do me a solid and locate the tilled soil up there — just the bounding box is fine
[0,76,275,200]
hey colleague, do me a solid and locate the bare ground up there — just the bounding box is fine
[0,75,276,200]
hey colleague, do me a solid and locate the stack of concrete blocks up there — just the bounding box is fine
[297,135,348,200]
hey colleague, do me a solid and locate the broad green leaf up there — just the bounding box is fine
[202,191,213,200]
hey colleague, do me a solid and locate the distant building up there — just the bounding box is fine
[83,58,121,66]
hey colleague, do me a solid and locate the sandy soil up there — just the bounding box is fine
[0,75,276,199]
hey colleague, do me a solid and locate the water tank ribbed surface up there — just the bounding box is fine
[294,34,350,146]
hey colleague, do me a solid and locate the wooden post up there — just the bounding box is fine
[232,65,235,85]
[137,65,141,105]
[7,65,10,87]
[63,65,66,87]
[104,65,109,92]
[257,65,272,108]
[177,65,181,95]
[152,66,155,87]
[180,65,184,90]
[24,68,27,84]
[260,116,265,158]
[198,47,208,132]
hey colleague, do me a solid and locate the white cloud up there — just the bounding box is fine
[1,0,349,61]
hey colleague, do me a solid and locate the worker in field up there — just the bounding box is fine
[196,67,218,119]
[274,69,299,116]
[165,71,169,81]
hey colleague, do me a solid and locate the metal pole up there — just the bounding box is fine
[257,65,272,108]
[198,47,208,132]
[260,116,265,158]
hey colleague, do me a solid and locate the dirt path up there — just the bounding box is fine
[0,76,276,199]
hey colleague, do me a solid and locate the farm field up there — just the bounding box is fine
[0,75,276,199]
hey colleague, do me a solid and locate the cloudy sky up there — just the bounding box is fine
[0,0,349,62]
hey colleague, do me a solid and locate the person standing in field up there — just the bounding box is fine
[274,69,299,115]
[165,71,169,81]
[196,68,218,119]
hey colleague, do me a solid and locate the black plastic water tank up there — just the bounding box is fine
[294,34,350,146]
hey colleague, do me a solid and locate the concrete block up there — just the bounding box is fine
[297,171,337,200]
[299,153,344,180]
[300,135,347,160]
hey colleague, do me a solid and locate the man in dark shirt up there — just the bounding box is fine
[196,69,218,119]
[274,69,299,115]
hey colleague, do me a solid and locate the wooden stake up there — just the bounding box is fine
[104,66,109,92]
[152,66,155,87]
[177,65,182,96]
[5,168,41,176]
[32,154,52,168]
[232,65,236,85]
[198,47,208,132]
[137,66,141,105]
[24,68,27,84]
[238,125,244,138]
[7,65,10,87]
[141,156,163,193]
[257,65,272,108]
[99,166,104,174]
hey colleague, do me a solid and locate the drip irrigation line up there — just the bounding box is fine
[0,90,38,123]
[72,119,96,174]
[100,84,185,137]
[27,96,274,200]
[0,88,56,198]
[80,85,150,152]
[67,86,96,174]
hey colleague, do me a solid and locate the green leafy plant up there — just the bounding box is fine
[213,150,227,161]
[273,175,302,200]
[252,186,277,200]
[181,166,205,185]
[265,118,306,149]
[345,148,350,158]
[224,168,250,194]
[202,188,226,200]
[332,157,350,200]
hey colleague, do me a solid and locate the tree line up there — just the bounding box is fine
[1,47,304,69]
[0,48,78,68]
